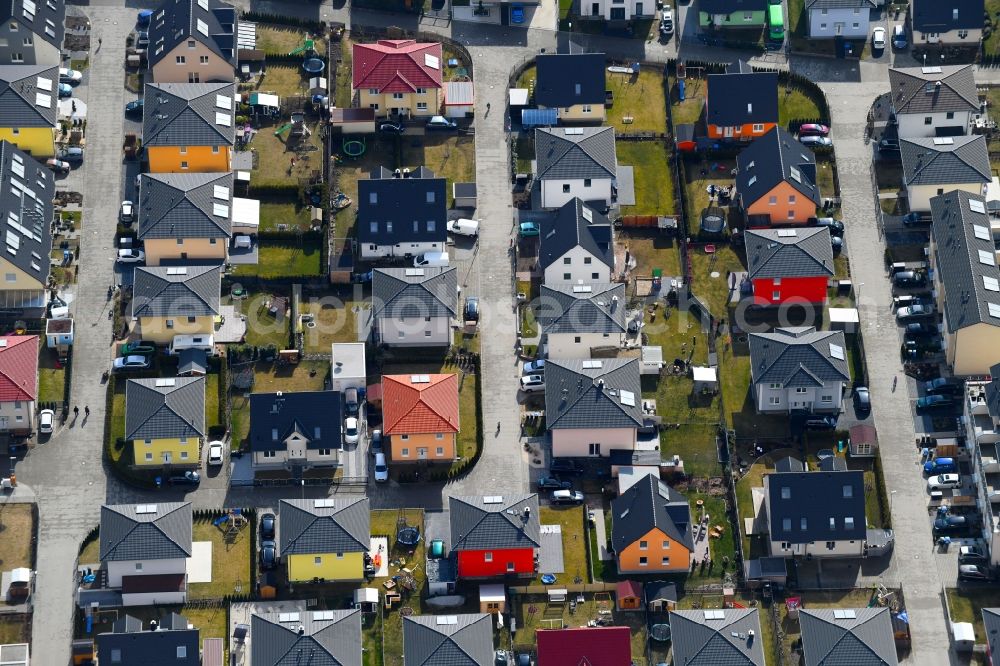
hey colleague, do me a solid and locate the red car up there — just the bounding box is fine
[798,123,830,136]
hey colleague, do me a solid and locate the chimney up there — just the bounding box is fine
[403,168,411,178]
[523,506,531,520]
[150,620,159,631]
[394,169,402,178]
[298,626,305,635]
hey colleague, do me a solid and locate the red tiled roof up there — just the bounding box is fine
[536,627,631,666]
[0,336,37,402]
[382,374,459,435]
[353,39,443,94]
[616,579,643,599]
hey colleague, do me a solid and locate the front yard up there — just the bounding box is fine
[606,68,667,134]
[187,516,252,599]
[616,141,677,216]
[38,345,66,404]
[777,85,825,125]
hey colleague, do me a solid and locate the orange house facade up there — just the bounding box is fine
[705,61,778,142]
[611,474,694,576]
[707,120,776,142]
[142,82,236,175]
[382,374,459,463]
[616,526,692,575]
[736,127,822,227]
[147,145,232,174]
[744,180,818,226]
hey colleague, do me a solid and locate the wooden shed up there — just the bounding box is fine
[616,580,643,611]
[849,423,878,458]
[479,583,506,614]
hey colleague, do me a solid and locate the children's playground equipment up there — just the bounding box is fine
[342,136,366,157]
[275,112,312,138]
[289,39,315,56]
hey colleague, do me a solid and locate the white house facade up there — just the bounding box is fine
[543,244,613,286]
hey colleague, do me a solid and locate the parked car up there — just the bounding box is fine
[519,221,540,237]
[905,322,938,338]
[45,158,70,174]
[207,441,225,466]
[58,147,84,164]
[659,8,673,35]
[370,429,383,456]
[892,24,908,49]
[522,359,545,375]
[344,387,359,415]
[799,135,832,147]
[892,271,926,288]
[959,564,991,581]
[125,99,144,117]
[959,545,988,563]
[59,67,82,84]
[344,417,360,444]
[38,409,54,435]
[830,235,843,255]
[550,489,585,505]
[934,514,968,533]
[120,200,134,224]
[924,457,957,475]
[113,355,151,371]
[426,116,458,130]
[904,337,941,352]
[916,395,955,413]
[808,216,844,235]
[520,375,544,392]
[923,378,962,396]
[853,387,870,416]
[927,473,962,490]
[116,248,145,263]
[378,121,405,134]
[804,415,837,430]
[896,303,933,320]
[260,540,277,570]
[798,124,830,137]
[447,218,480,237]
[168,470,200,486]
[58,83,73,98]
[510,4,525,23]
[550,460,583,476]
[374,452,388,482]
[878,139,900,154]
[464,297,480,322]
[121,340,156,356]
[872,26,886,51]
[537,476,572,491]
[260,513,276,541]
[902,212,930,227]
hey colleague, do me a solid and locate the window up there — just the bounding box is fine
[820,395,832,403]
[639,540,648,550]
[436,447,444,455]
[772,292,780,300]
[209,238,217,244]
[145,452,153,461]
[639,557,648,566]
[574,336,581,343]
[820,23,826,29]
[177,238,184,244]
[662,541,670,549]
[435,433,444,440]
[401,434,409,441]
[336,552,344,559]
[584,179,592,187]
[788,195,796,204]
[386,221,393,233]
[10,128,17,135]
[781,542,791,550]
[187,316,196,324]
[10,53,22,63]
[845,517,855,529]
[800,518,808,530]
[782,518,792,530]
[416,102,427,110]
[179,451,188,459]
[821,7,827,13]
[318,448,331,456]
[187,39,196,48]
[176,55,186,64]
[8,21,16,31]
[166,319,175,328]
[826,541,836,549]
[111,649,122,663]
[588,442,600,455]
[21,36,31,46]
[563,273,571,280]
[752,123,764,132]
[743,11,753,20]
[852,22,859,29]
[959,29,969,38]
[397,331,405,338]
[177,647,187,659]
[401,448,409,456]
[592,273,599,279]
[661,557,670,566]
[200,55,209,63]
[484,552,493,562]
[135,563,143,571]
[769,396,780,405]
[768,196,777,205]
[506,561,515,571]
[582,105,592,113]
[562,184,571,193]
[781,487,791,499]
[795,387,807,394]
[769,383,781,390]
[314,556,322,564]
[564,257,571,265]
[13,402,20,410]
[416,87,427,94]
[843,485,853,498]
[937,188,944,195]
[180,161,189,169]
[262,450,276,458]
[925,117,933,125]
[584,257,592,265]
[392,92,404,100]
[787,210,795,219]
[424,331,432,337]
[212,145,220,154]
[946,112,955,119]
[370,104,379,110]
[187,73,199,83]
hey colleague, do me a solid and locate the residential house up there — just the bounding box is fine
[984,608,1000,664]
[581,0,651,20]
[805,0,876,39]
[537,283,627,359]
[402,614,493,666]
[99,502,192,606]
[0,0,64,65]
[536,627,631,666]
[610,473,693,574]
[352,39,443,118]
[0,65,57,156]
[911,0,983,50]
[888,64,978,138]
[146,0,237,83]
[698,0,768,29]
[960,369,1000,564]
[249,391,343,474]
[748,326,851,414]
[929,191,1000,376]
[535,126,617,210]
[545,357,643,457]
[382,373,459,463]
[900,135,990,212]
[705,60,778,141]
[142,82,235,173]
[799,608,898,665]
[534,53,607,122]
[449,494,540,578]
[0,141,52,316]
[97,614,199,666]
[764,456,866,558]
[539,198,614,286]
[669,609,766,666]
[0,335,36,435]
[278,498,370,583]
[744,226,834,306]
[130,264,220,344]
[371,266,457,347]
[357,166,447,260]
[126,377,205,469]
[736,127,821,225]
[138,172,234,265]
[251,609,362,666]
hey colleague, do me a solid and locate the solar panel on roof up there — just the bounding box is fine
[970,198,987,214]
[975,225,991,241]
[989,303,1000,319]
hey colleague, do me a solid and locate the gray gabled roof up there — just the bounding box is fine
[278,498,370,555]
[984,608,1000,663]
[539,198,614,270]
[125,376,205,441]
[745,226,834,280]
[537,283,627,335]
[357,167,448,246]
[534,53,606,108]
[889,65,978,115]
[544,358,643,430]
[900,135,990,187]
[249,391,343,453]
[0,64,58,127]
[535,126,617,181]
[251,609,362,666]
[766,467,866,544]
[931,191,1000,332]
[97,614,200,666]
[138,172,233,240]
[749,326,850,389]
[611,473,694,553]
[372,266,458,319]
[142,82,236,147]
[737,127,821,209]
[99,502,193,561]
[706,65,778,128]
[800,608,898,666]
[403,614,493,666]
[912,0,983,33]
[147,0,237,70]
[806,0,875,8]
[131,264,221,318]
[449,494,540,551]
[0,141,52,286]
[0,0,65,53]
[669,608,766,666]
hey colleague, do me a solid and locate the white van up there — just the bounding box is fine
[413,251,449,268]
[169,334,215,355]
[446,218,480,237]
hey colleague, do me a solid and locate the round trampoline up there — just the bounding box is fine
[650,624,671,642]
[343,137,366,157]
[302,57,326,74]
[397,526,421,547]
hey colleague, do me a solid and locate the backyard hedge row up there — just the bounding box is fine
[239,11,324,31]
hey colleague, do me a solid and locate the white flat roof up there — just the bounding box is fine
[692,366,716,382]
[354,587,378,603]
[641,345,663,363]
[231,197,259,227]
[509,88,529,106]
[332,342,366,379]
[479,583,505,601]
[617,466,660,494]
[828,307,860,323]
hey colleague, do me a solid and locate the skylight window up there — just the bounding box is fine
[980,249,994,266]
[985,276,1000,292]
[970,198,987,214]
[215,112,231,126]
[196,18,209,36]
[975,225,991,241]
[35,76,51,91]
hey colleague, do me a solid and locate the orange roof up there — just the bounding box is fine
[0,336,37,402]
[382,373,459,435]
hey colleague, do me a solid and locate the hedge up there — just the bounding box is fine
[239,11,324,30]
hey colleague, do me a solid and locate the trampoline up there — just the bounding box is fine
[343,137,366,157]
[397,526,421,547]
[650,624,671,642]
[303,57,326,74]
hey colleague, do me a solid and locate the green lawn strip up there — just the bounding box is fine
[187,518,252,599]
[0,504,34,570]
[455,372,479,469]
[538,505,587,585]
[660,424,721,478]
[38,345,66,403]
[686,490,737,584]
[259,201,313,232]
[233,293,292,349]
[400,134,475,207]
[778,87,823,126]
[370,509,426,666]
[233,240,323,278]
[986,0,1000,54]
[109,382,127,463]
[516,65,536,90]
[205,373,220,429]
[256,26,326,55]
[606,69,668,134]
[616,141,676,216]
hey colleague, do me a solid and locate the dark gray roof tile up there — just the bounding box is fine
[278,498,370,555]
[131,263,221,318]
[544,358,643,429]
[749,326,850,388]
[251,609,362,666]
[912,0,983,32]
[737,127,821,209]
[535,126,617,181]
[535,53,606,108]
[357,167,447,246]
[142,82,236,147]
[0,65,58,127]
[138,172,233,240]
[537,283,626,335]
[889,65,978,115]
[249,391,343,453]
[0,0,65,53]
[669,608,766,666]
[449,494,540,551]
[372,266,457,319]
[125,376,205,440]
[707,64,778,128]
[901,135,990,187]
[766,465,866,544]
[403,614,493,666]
[0,140,53,286]
[611,474,694,552]
[745,226,834,279]
[147,0,237,70]
[99,502,192,561]
[539,198,614,270]
[800,607,898,666]
[97,614,200,666]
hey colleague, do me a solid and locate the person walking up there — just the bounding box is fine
[73,406,79,418]
[84,406,90,418]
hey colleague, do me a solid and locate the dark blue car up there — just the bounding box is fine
[924,457,956,475]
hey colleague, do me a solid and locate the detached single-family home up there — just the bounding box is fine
[705,61,778,141]
[146,0,237,84]
[764,456,866,558]
[805,0,876,39]
[698,0,768,29]
[983,608,1000,663]
[357,167,447,260]
[97,614,200,666]
[544,358,643,457]
[537,283,627,359]
[0,141,53,316]
[0,65,57,156]
[352,39,443,118]
[449,494,540,578]
[534,53,607,122]
[536,627,631,666]
[929,191,1000,376]
[138,172,234,265]
[799,607,899,666]
[0,335,38,436]
[744,226,834,307]
[278,497,371,583]
[403,614,494,666]
[142,82,235,173]
[582,0,653,20]
[0,0,64,66]
[900,135,989,212]
[126,377,205,469]
[535,126,617,210]
[539,198,615,286]
[249,391,343,474]
[252,609,362,666]
[610,473,693,575]
[888,64,978,139]
[911,0,984,50]
[99,502,192,606]
[669,609,766,666]
[382,373,459,463]
[749,326,851,414]
[371,266,457,347]
[130,264,220,344]
[737,127,821,225]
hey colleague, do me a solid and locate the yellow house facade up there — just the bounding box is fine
[0,128,54,158]
[142,82,236,175]
[137,172,233,265]
[279,498,370,583]
[144,238,227,266]
[357,88,440,118]
[136,315,215,345]
[125,377,206,471]
[287,551,364,582]
[130,264,221,345]
[0,65,59,158]
[556,104,606,123]
[132,436,200,467]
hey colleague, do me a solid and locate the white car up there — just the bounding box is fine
[207,441,224,466]
[520,375,545,392]
[120,200,134,223]
[522,359,545,375]
[927,473,962,490]
[38,409,54,435]
[374,452,388,482]
[344,417,360,444]
[872,26,886,50]
[446,218,480,237]
[116,248,145,263]
[59,67,83,84]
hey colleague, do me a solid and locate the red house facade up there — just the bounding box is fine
[450,494,540,579]
[456,548,535,579]
[744,227,834,307]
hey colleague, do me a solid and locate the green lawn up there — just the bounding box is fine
[687,491,737,583]
[233,240,323,278]
[778,86,824,126]
[334,38,354,108]
[947,588,1000,644]
[683,156,737,225]
[256,25,326,55]
[259,201,314,232]
[538,505,587,584]
[205,373,220,429]
[986,0,1000,55]
[79,532,100,564]
[689,244,746,318]
[188,518,252,599]
[109,381,127,464]
[259,64,310,97]
[229,360,332,447]
[0,504,34,570]
[455,373,479,469]
[516,64,536,91]
[370,509,426,666]
[232,292,292,350]
[668,74,706,127]
[401,134,475,207]
[660,424,722,478]
[300,293,364,352]
[606,68,668,134]
[616,141,677,216]
[250,118,325,187]
[621,234,682,277]
[815,153,837,203]
[38,345,66,404]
